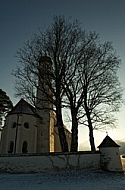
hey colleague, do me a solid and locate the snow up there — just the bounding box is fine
[0,170,125,190]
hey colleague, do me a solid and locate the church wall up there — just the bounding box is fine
[54,127,61,152]
[0,152,100,173]
[17,114,38,153]
[54,127,71,152]
[49,112,55,152]
[0,114,18,154]
[0,114,38,154]
[36,111,50,153]
[0,110,71,154]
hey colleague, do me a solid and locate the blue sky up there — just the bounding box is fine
[0,0,125,148]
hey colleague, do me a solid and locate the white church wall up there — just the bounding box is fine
[36,110,51,153]
[0,114,18,154]
[18,114,38,153]
[0,152,100,173]
[0,114,38,154]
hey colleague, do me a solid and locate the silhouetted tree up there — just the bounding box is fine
[12,16,123,152]
[80,41,123,151]
[64,40,123,151]
[13,16,82,152]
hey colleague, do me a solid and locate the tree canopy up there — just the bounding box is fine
[0,89,13,126]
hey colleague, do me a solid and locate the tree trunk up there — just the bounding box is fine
[70,109,78,152]
[84,99,96,151]
[58,126,69,152]
[89,124,96,152]
[56,99,69,152]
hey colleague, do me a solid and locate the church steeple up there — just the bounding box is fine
[36,55,52,115]
[36,56,54,153]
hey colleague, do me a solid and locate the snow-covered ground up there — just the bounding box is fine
[0,170,125,190]
[0,157,124,190]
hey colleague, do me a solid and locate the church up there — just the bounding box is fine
[0,56,71,154]
[0,99,71,154]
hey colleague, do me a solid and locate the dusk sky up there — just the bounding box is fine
[0,0,125,148]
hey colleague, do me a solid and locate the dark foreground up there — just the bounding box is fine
[0,170,125,190]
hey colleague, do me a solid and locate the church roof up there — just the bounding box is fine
[98,135,120,148]
[8,99,36,115]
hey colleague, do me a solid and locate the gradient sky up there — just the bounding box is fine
[0,0,125,149]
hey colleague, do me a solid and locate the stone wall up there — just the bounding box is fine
[0,152,100,173]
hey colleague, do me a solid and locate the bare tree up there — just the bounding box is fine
[81,41,123,151]
[13,16,84,152]
[12,16,123,152]
[63,38,123,151]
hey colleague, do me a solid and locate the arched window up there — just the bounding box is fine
[8,141,14,153]
[22,141,28,153]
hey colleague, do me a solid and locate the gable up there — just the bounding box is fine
[8,99,36,116]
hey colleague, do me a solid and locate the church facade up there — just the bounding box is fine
[0,98,71,154]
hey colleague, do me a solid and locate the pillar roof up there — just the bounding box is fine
[98,135,120,148]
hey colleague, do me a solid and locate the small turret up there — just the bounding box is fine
[98,135,123,172]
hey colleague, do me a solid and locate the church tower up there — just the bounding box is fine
[36,56,55,153]
[0,56,71,154]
